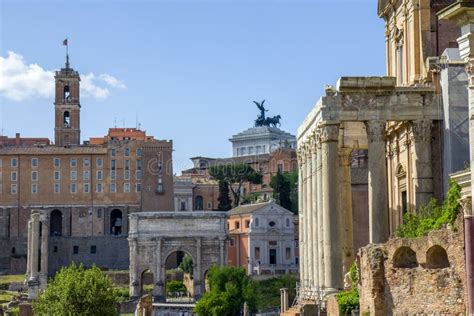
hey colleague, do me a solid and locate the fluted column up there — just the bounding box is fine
[306,147,314,288]
[366,120,389,243]
[301,155,308,284]
[297,152,305,284]
[321,123,343,292]
[411,119,434,208]
[316,137,325,288]
[338,148,354,274]
[311,140,319,289]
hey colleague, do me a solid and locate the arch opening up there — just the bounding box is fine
[50,210,62,236]
[195,196,204,211]
[426,245,450,269]
[63,111,71,128]
[393,246,418,268]
[164,250,194,303]
[110,209,123,235]
[140,269,154,297]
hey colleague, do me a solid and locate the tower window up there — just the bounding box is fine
[64,85,70,101]
[63,111,71,128]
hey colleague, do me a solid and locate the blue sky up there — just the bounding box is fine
[0,0,385,173]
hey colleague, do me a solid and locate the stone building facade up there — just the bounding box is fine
[0,58,174,275]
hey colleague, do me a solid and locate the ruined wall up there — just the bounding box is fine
[358,216,466,315]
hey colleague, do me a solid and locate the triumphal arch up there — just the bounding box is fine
[297,76,442,297]
[128,211,228,302]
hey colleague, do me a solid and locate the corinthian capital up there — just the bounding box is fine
[338,147,353,167]
[320,124,339,143]
[411,119,432,142]
[365,120,386,143]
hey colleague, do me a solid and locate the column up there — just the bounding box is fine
[306,148,314,289]
[129,237,140,298]
[26,220,32,279]
[320,123,343,292]
[297,152,304,285]
[366,120,389,243]
[311,143,319,289]
[411,119,434,208]
[219,238,225,266]
[27,211,40,299]
[316,138,325,288]
[299,155,307,285]
[39,213,49,289]
[155,238,164,302]
[338,148,354,274]
[195,237,202,299]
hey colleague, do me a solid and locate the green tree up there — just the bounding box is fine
[194,266,256,316]
[179,254,194,276]
[33,263,118,316]
[166,280,187,294]
[270,170,292,210]
[284,171,299,213]
[217,180,232,211]
[210,164,262,207]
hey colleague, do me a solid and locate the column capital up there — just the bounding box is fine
[320,124,339,143]
[411,119,432,142]
[338,148,353,166]
[365,120,386,143]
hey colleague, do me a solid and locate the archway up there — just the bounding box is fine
[63,111,70,127]
[164,251,194,303]
[425,245,450,269]
[110,209,123,235]
[393,246,418,268]
[195,196,204,210]
[50,210,62,236]
[140,269,154,296]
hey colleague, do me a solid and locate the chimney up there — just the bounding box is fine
[15,133,20,146]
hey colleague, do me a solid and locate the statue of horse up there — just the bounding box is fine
[264,115,281,128]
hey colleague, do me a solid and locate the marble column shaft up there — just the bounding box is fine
[412,119,434,208]
[306,149,314,287]
[29,212,40,281]
[129,238,139,298]
[366,120,389,243]
[297,159,305,285]
[311,145,319,288]
[321,124,343,291]
[316,142,325,288]
[301,159,308,284]
[338,148,354,274]
[40,215,49,284]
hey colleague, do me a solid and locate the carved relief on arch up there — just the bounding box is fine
[395,163,406,178]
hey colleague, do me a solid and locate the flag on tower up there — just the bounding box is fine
[63,38,68,46]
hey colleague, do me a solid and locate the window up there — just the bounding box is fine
[269,240,278,246]
[11,158,17,167]
[83,170,90,181]
[111,159,116,170]
[96,170,103,180]
[96,158,103,168]
[125,160,130,170]
[180,201,186,211]
[11,172,17,181]
[110,170,116,180]
[136,183,141,192]
[235,221,240,229]
[245,220,250,228]
[70,183,77,193]
[137,160,142,170]
[11,184,17,194]
[54,183,60,193]
[83,183,90,193]
[286,218,290,227]
[31,184,38,194]
[255,218,259,227]
[31,158,38,167]
[230,238,235,246]
[136,148,142,157]
[286,247,291,260]
[124,170,130,180]
[96,183,102,193]
[90,245,97,254]
[73,246,79,254]
[248,146,254,155]
[124,148,130,157]
[110,183,116,193]
[277,164,283,172]
[255,247,260,260]
[269,221,276,227]
[195,196,204,210]
[111,148,116,157]
[70,158,77,167]
[54,158,60,167]
[124,183,130,193]
[136,170,142,180]
[269,249,277,264]
[207,202,212,209]
[83,158,90,167]
[31,171,38,181]
[53,246,58,253]
[54,170,60,181]
[70,171,77,181]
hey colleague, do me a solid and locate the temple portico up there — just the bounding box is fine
[296,76,442,298]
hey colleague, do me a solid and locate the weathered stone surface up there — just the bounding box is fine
[358,216,466,315]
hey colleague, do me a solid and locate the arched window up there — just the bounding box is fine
[426,245,450,269]
[63,111,71,128]
[393,246,418,268]
[195,196,204,211]
[63,85,70,101]
[110,209,123,235]
[50,210,62,236]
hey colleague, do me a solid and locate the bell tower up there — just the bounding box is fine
[54,55,81,146]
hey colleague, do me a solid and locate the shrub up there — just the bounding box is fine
[166,280,187,294]
[336,262,359,315]
[254,274,297,310]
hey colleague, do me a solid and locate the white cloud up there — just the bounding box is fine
[0,51,126,102]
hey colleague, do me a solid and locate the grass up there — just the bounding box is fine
[0,275,24,285]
